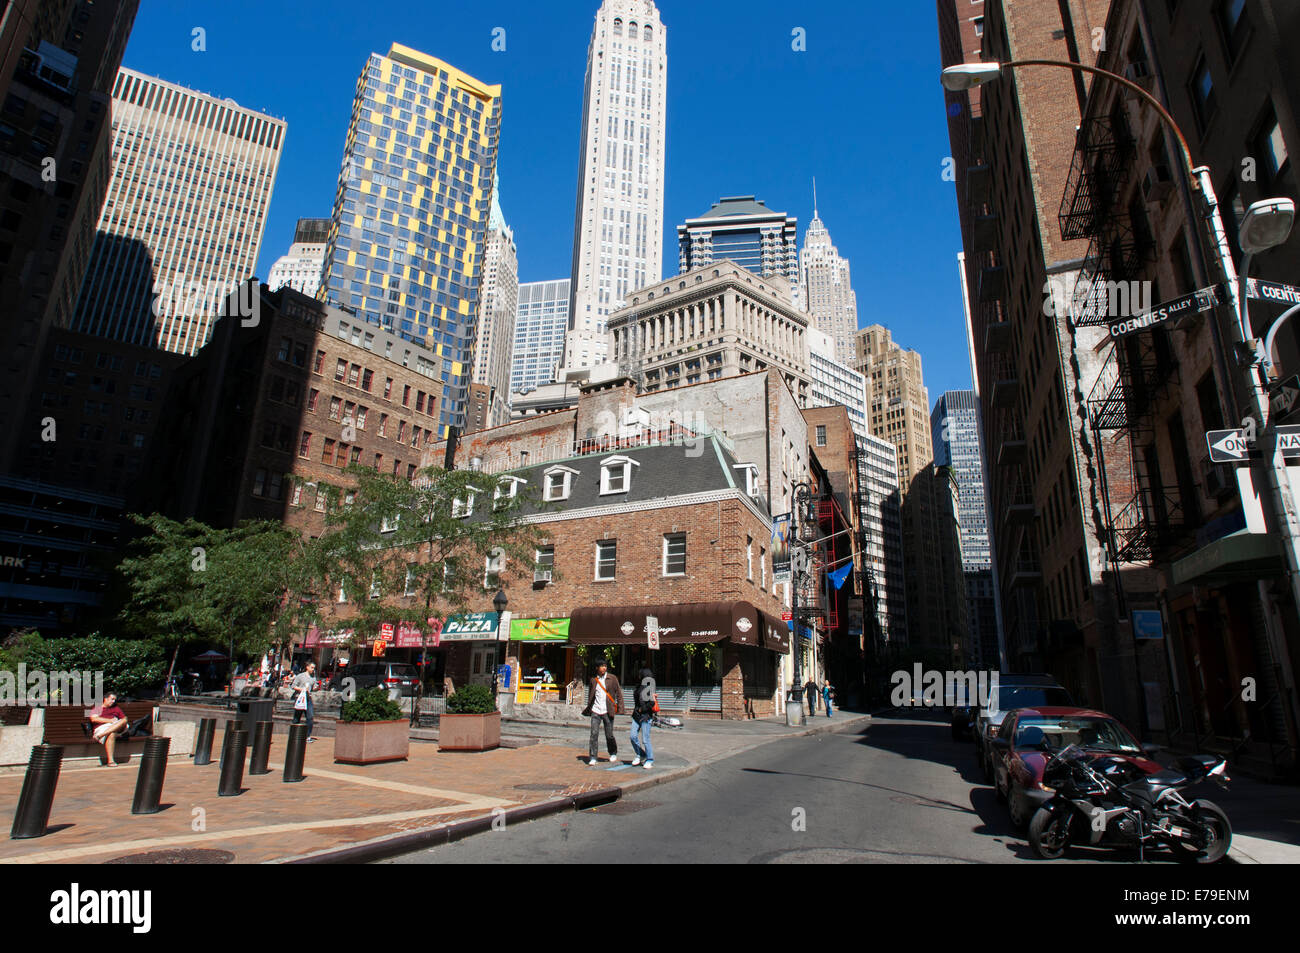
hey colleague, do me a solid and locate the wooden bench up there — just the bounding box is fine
[42,702,156,747]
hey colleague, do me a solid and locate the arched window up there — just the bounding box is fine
[613,17,622,35]
[644,26,653,42]
[629,22,638,40]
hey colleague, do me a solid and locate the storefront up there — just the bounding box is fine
[510,618,572,702]
[567,601,789,719]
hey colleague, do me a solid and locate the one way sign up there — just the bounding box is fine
[1207,425,1300,463]
[1270,375,1300,419]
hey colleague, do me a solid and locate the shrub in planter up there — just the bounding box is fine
[335,686,407,764]
[341,686,403,722]
[441,683,500,751]
[445,683,495,714]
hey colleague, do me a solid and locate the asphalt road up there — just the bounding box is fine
[384,710,1202,864]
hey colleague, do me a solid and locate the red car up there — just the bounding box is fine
[988,707,1160,830]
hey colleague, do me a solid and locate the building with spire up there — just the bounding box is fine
[565,1,668,373]
[470,190,518,429]
[800,183,859,365]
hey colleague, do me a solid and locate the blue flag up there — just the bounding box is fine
[829,561,852,590]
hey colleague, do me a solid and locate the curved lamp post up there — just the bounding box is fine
[942,59,1300,738]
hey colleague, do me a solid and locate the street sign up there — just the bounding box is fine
[1207,425,1300,462]
[781,611,793,622]
[1106,285,1220,339]
[1206,428,1259,463]
[646,614,660,650]
[1246,278,1300,306]
[379,622,394,642]
[1270,375,1300,419]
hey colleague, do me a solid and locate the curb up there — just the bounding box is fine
[278,763,702,864]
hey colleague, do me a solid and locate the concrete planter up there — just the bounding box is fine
[333,719,409,764]
[439,711,501,751]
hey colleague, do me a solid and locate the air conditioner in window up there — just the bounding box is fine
[1204,459,1235,501]
[533,570,553,584]
[1123,60,1154,90]
[1142,164,1173,203]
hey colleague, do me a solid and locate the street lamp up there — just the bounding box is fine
[492,588,508,701]
[941,58,1300,739]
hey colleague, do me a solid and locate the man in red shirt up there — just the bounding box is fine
[89,691,128,766]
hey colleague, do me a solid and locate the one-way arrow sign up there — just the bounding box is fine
[1207,425,1300,463]
[1206,429,1258,463]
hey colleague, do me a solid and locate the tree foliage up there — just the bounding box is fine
[290,464,546,648]
[24,635,165,695]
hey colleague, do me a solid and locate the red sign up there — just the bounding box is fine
[427,617,443,648]
[380,622,395,642]
[781,611,793,622]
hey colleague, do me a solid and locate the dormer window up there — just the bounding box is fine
[733,463,761,497]
[452,487,481,518]
[544,465,578,501]
[599,455,639,495]
[495,476,526,508]
[380,514,400,533]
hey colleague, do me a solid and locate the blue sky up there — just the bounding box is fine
[121,0,972,400]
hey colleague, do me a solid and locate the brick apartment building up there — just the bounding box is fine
[154,285,445,532]
[1060,0,1300,765]
[939,0,1164,727]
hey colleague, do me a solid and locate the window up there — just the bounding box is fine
[484,551,504,588]
[1255,106,1290,185]
[276,337,293,362]
[1216,0,1249,61]
[379,413,388,436]
[403,384,411,406]
[973,16,984,37]
[404,565,418,596]
[1189,56,1216,131]
[535,545,555,572]
[815,425,827,446]
[315,488,327,512]
[298,431,312,457]
[290,483,303,506]
[361,369,374,391]
[381,513,400,533]
[495,476,524,506]
[760,547,767,589]
[663,533,687,576]
[338,582,347,604]
[746,536,754,580]
[733,463,761,496]
[599,455,638,494]
[321,438,335,463]
[452,489,479,517]
[544,465,577,501]
[307,389,319,412]
[369,573,381,599]
[313,350,325,373]
[442,559,457,591]
[329,396,341,420]
[595,539,617,580]
[384,378,393,399]
[335,358,347,381]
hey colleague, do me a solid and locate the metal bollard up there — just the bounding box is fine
[216,718,238,775]
[131,736,171,814]
[283,723,308,782]
[11,744,63,839]
[193,717,216,765]
[249,720,273,775]
[217,728,248,796]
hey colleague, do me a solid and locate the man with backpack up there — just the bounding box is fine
[629,666,656,770]
[582,657,623,765]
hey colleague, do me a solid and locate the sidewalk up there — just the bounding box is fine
[0,712,870,864]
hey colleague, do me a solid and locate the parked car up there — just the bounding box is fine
[973,674,1073,782]
[988,706,1159,830]
[345,662,421,697]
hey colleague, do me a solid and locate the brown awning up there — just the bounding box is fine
[569,601,785,652]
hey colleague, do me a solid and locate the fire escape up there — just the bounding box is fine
[1059,112,1181,564]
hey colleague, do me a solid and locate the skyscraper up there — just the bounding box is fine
[2,0,139,472]
[320,44,502,436]
[565,1,667,372]
[800,191,859,365]
[268,218,331,297]
[677,196,799,304]
[72,68,285,355]
[511,279,570,394]
[470,191,518,429]
[932,389,998,668]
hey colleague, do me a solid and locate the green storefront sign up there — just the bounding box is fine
[510,618,570,642]
[441,612,502,641]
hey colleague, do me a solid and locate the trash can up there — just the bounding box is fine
[237,698,275,737]
[785,693,806,727]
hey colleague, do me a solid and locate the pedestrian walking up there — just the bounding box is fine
[804,677,818,716]
[823,680,834,717]
[292,662,317,742]
[582,658,623,765]
[629,666,656,770]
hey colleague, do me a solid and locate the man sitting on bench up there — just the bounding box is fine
[89,691,128,767]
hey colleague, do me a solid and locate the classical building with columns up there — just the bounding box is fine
[607,261,811,405]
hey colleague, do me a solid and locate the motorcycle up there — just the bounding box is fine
[1028,742,1232,863]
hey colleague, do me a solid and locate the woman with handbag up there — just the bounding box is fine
[582,657,622,765]
[629,666,656,769]
[291,662,317,742]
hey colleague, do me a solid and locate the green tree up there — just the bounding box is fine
[294,463,546,648]
[115,514,306,658]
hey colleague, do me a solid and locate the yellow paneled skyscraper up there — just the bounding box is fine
[320,44,502,437]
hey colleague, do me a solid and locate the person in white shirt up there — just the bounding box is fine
[291,662,317,742]
[582,658,623,765]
